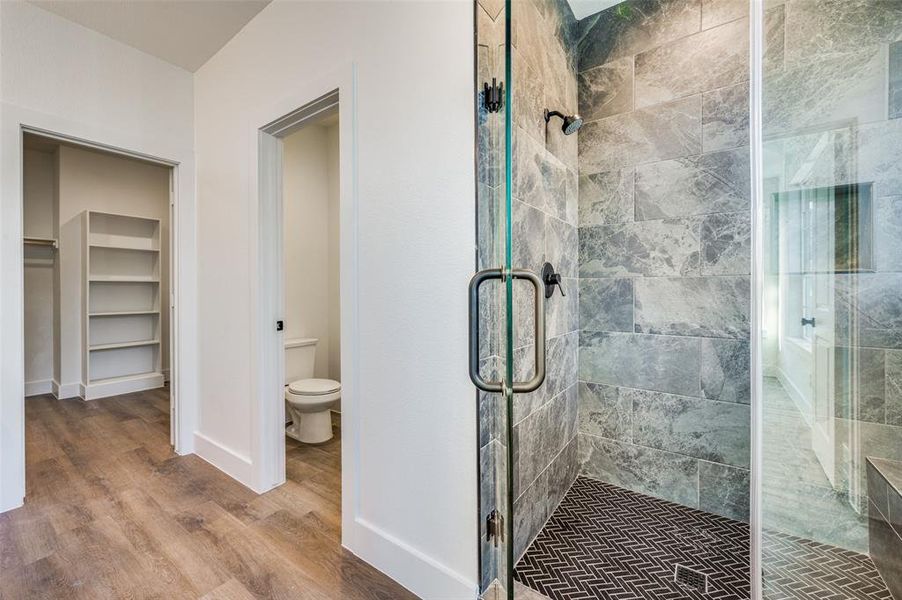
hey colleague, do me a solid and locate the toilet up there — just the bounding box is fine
[284,338,341,444]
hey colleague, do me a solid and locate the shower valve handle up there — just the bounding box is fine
[542,262,565,298]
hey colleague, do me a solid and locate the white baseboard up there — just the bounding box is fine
[347,517,477,599]
[24,379,53,397]
[194,431,254,486]
[82,372,164,401]
[162,368,170,383]
[52,380,81,400]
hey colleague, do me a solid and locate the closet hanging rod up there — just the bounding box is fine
[23,237,58,249]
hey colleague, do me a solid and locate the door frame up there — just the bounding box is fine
[249,64,360,548]
[0,104,198,512]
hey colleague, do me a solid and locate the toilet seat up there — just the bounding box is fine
[288,378,341,396]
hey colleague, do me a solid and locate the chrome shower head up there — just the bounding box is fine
[545,109,583,135]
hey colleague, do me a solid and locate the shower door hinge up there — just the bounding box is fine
[483,78,504,114]
[486,509,504,547]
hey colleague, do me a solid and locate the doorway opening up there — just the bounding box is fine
[280,108,343,497]
[21,131,177,486]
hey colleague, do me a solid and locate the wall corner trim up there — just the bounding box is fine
[347,517,477,599]
[194,431,255,488]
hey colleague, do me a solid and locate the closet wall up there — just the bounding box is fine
[23,147,58,395]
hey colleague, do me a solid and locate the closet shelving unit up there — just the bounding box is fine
[82,210,164,400]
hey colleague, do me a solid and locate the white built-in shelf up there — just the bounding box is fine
[89,310,160,317]
[89,339,160,352]
[83,210,164,398]
[89,242,160,252]
[89,275,159,283]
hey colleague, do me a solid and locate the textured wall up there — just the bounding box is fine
[574,0,752,522]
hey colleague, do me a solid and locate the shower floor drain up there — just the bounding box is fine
[675,564,709,593]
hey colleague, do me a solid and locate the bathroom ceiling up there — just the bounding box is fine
[566,0,622,20]
[27,0,271,72]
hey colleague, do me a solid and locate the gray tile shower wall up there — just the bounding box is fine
[575,0,752,522]
[761,0,902,521]
[510,0,582,560]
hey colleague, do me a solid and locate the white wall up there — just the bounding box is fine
[0,1,197,511]
[55,144,171,392]
[282,123,339,381]
[23,148,57,393]
[194,0,476,596]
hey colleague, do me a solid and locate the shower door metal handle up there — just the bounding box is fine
[468,268,546,394]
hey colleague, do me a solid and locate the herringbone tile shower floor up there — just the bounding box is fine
[514,477,892,600]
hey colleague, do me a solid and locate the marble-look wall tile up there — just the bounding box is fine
[875,196,902,272]
[702,0,747,30]
[515,383,578,495]
[891,41,902,120]
[578,168,635,226]
[578,56,634,121]
[545,216,578,278]
[699,461,750,521]
[516,331,581,425]
[579,218,701,278]
[514,129,578,224]
[578,381,631,441]
[514,47,548,146]
[835,273,902,350]
[835,346,885,424]
[782,0,902,65]
[579,95,702,174]
[576,0,702,71]
[634,276,751,338]
[763,5,785,72]
[514,438,579,559]
[579,433,699,507]
[579,278,633,332]
[700,338,750,404]
[630,388,751,467]
[887,350,902,427]
[634,18,749,109]
[547,277,579,339]
[764,45,886,137]
[635,148,750,220]
[702,82,749,152]
[580,331,702,397]
[512,199,546,274]
[701,211,751,276]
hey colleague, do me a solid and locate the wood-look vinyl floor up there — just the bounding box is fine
[0,387,417,600]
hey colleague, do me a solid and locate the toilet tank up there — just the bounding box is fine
[284,338,317,383]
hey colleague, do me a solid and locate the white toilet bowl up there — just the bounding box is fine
[285,378,341,444]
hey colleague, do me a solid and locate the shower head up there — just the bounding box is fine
[545,109,583,135]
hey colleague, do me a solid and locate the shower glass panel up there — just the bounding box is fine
[759,1,902,597]
[475,0,515,596]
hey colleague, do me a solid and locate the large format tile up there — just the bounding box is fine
[579,434,699,507]
[699,461,750,522]
[891,41,902,121]
[578,168,634,226]
[575,0,702,71]
[874,196,902,273]
[887,350,902,427]
[701,211,751,275]
[700,338,750,404]
[577,56,633,121]
[544,216,577,278]
[634,18,748,109]
[633,276,751,338]
[634,148,750,220]
[579,218,701,278]
[702,0,747,29]
[579,278,633,332]
[578,381,631,441]
[512,199,545,274]
[579,331,702,397]
[835,346,885,424]
[514,129,577,224]
[835,273,902,350]
[515,384,578,495]
[702,82,749,152]
[579,96,702,174]
[630,388,750,467]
